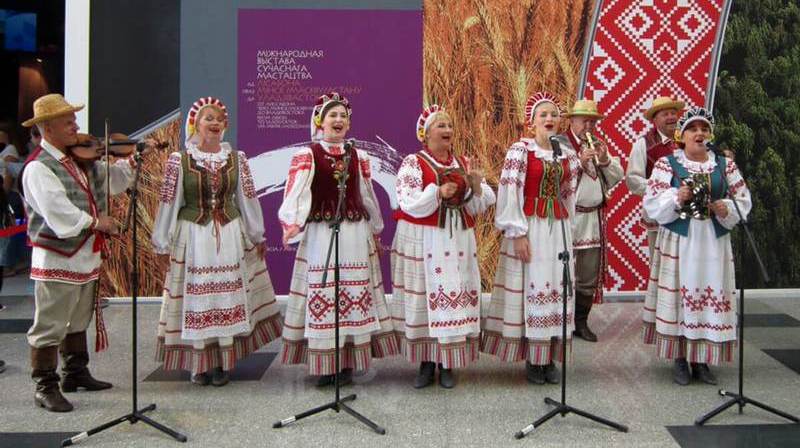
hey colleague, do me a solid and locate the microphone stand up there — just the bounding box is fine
[63,149,187,446]
[695,153,799,425]
[515,137,628,439]
[273,140,386,435]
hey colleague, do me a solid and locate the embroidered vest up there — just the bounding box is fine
[645,128,677,178]
[307,143,369,223]
[523,152,571,220]
[177,150,241,226]
[24,146,107,256]
[393,152,476,229]
[663,154,729,238]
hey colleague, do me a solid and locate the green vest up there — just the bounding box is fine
[25,146,108,256]
[177,150,241,225]
[663,154,729,238]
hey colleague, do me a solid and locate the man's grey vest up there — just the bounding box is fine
[24,146,107,256]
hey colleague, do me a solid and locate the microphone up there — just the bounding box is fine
[705,140,723,155]
[343,138,356,153]
[549,136,562,158]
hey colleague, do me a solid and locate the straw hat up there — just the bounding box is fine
[22,94,84,127]
[644,96,685,120]
[564,99,604,119]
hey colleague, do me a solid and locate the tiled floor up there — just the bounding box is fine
[1,276,799,448]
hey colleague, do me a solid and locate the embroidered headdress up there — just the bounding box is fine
[525,91,561,127]
[310,91,351,141]
[185,97,228,145]
[416,104,447,142]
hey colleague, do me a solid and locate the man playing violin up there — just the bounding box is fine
[561,99,624,342]
[20,94,145,412]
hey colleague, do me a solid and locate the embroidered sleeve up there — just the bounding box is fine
[151,152,184,254]
[716,158,752,229]
[560,150,581,217]
[277,147,314,241]
[235,151,266,244]
[396,154,440,218]
[643,157,680,225]
[494,143,528,238]
[359,156,372,180]
[238,151,258,199]
[159,152,182,204]
[625,138,648,196]
[357,150,384,234]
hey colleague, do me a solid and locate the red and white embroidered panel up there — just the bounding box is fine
[582,0,727,291]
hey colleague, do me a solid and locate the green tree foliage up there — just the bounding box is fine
[714,0,800,287]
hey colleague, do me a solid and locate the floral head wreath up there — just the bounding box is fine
[416,104,447,142]
[185,97,228,144]
[674,106,715,143]
[310,91,352,141]
[525,91,561,127]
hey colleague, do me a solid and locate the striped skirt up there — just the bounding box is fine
[156,220,282,375]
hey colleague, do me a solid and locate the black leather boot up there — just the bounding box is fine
[32,346,73,412]
[526,362,545,385]
[413,362,435,389]
[60,331,112,392]
[673,358,691,386]
[691,363,718,385]
[437,363,455,389]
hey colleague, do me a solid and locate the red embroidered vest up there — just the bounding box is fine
[523,151,570,220]
[644,128,676,178]
[393,152,476,228]
[307,143,369,223]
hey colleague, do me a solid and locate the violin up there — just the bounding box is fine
[67,133,167,167]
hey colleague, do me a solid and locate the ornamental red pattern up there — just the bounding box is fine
[160,153,181,203]
[681,285,732,314]
[30,267,101,282]
[582,0,726,291]
[430,316,479,328]
[427,286,479,311]
[187,262,240,275]
[526,282,563,306]
[185,279,244,295]
[526,312,574,329]
[285,151,313,196]
[680,321,734,331]
[359,157,372,179]
[238,152,258,198]
[306,288,374,322]
[184,304,246,330]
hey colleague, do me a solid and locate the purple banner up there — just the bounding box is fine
[237,8,423,294]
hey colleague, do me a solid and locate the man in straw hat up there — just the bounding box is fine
[20,94,136,412]
[625,96,684,259]
[561,99,623,342]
